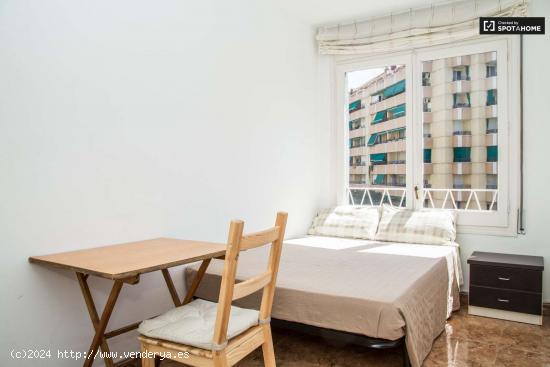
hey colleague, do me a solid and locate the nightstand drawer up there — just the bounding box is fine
[470,264,542,292]
[469,285,542,315]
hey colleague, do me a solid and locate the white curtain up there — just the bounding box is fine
[316,0,528,55]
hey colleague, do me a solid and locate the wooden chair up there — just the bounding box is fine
[139,212,288,367]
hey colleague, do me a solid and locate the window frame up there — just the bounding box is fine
[333,35,521,236]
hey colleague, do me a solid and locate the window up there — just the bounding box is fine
[349,99,362,113]
[345,65,408,207]
[338,37,520,234]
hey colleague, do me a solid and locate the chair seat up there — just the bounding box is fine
[138,299,259,350]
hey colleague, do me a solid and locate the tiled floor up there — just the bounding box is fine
[155,307,550,367]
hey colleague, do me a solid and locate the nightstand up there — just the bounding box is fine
[467,251,544,325]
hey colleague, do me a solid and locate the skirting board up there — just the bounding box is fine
[468,305,543,325]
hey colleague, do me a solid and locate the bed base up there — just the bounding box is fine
[271,318,411,367]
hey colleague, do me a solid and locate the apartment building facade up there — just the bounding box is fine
[348,52,498,210]
[348,65,407,189]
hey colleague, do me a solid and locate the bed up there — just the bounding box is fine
[185,235,462,367]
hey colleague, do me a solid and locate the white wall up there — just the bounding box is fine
[318,0,550,300]
[0,1,322,365]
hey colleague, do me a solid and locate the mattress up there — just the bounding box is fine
[185,235,462,367]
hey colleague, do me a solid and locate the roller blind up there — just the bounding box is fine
[316,0,528,55]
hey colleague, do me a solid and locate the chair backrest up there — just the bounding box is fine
[212,212,288,347]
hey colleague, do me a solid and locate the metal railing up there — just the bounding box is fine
[347,186,498,211]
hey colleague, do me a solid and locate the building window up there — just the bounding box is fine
[487,62,497,77]
[340,38,518,233]
[349,99,362,113]
[487,146,498,162]
[453,147,471,162]
[486,118,498,133]
[487,89,497,106]
[424,149,432,163]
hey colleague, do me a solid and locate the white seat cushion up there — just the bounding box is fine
[138,299,259,350]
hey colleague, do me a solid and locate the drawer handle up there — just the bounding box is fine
[497,298,510,303]
[498,277,510,281]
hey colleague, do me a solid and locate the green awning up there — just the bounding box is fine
[424,149,432,163]
[383,80,405,99]
[370,153,387,163]
[453,147,471,162]
[487,146,498,162]
[389,104,406,118]
[349,100,361,112]
[387,127,406,134]
[372,111,386,124]
[487,89,496,106]
[367,133,378,146]
[373,174,385,185]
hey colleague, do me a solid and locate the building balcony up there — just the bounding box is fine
[369,139,406,154]
[349,165,368,174]
[350,107,368,119]
[350,146,367,157]
[424,136,433,149]
[349,180,367,186]
[486,162,498,174]
[369,116,406,134]
[371,92,406,112]
[424,163,433,174]
[486,76,497,90]
[448,55,471,67]
[486,105,497,118]
[485,132,498,146]
[452,162,472,174]
[452,185,472,201]
[423,85,432,98]
[372,163,406,175]
[452,132,472,147]
[349,126,366,139]
[451,80,471,94]
[452,106,471,120]
[423,112,432,123]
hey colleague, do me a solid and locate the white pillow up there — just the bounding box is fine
[375,205,457,245]
[307,205,381,240]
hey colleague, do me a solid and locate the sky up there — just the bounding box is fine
[347,68,385,91]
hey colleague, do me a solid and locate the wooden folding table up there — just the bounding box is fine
[29,237,227,367]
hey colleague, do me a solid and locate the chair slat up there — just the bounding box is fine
[239,227,280,250]
[232,271,272,300]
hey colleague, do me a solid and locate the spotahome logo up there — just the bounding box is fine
[480,17,545,35]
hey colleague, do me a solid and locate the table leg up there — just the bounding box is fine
[161,269,182,307]
[182,258,212,305]
[76,273,116,367]
[79,276,124,367]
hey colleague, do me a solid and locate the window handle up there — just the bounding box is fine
[497,298,510,303]
[498,277,510,281]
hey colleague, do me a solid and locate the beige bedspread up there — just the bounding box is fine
[185,236,462,367]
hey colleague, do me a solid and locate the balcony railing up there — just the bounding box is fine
[452,130,472,136]
[388,160,406,164]
[346,187,498,211]
[453,184,471,189]
[486,128,498,134]
[486,184,498,189]
[453,103,471,108]
[452,76,471,81]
